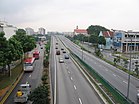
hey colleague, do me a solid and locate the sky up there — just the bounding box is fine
[0,0,139,32]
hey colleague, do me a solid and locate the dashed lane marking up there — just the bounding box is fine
[74,85,77,90]
[123,80,128,84]
[79,98,83,104]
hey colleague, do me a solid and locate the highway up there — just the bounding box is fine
[59,35,139,104]
[52,36,104,104]
[4,44,44,104]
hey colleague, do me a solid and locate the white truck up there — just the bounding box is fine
[137,90,139,103]
[14,83,31,103]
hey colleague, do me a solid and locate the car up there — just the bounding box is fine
[59,58,64,63]
[56,50,60,55]
[63,50,66,53]
[41,47,43,49]
[55,46,58,49]
[56,43,58,45]
[64,54,69,59]
[61,48,64,50]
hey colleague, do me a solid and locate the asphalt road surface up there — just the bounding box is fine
[4,44,44,104]
[59,35,139,104]
[53,36,104,104]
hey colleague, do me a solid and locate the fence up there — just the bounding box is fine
[71,52,133,104]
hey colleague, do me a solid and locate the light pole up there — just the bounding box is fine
[127,34,132,99]
[82,36,84,60]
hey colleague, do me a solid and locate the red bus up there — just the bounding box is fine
[33,50,40,60]
[24,57,35,72]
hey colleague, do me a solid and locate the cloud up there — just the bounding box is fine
[0,0,139,31]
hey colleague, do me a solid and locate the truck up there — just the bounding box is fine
[137,90,139,103]
[33,50,40,60]
[14,83,31,103]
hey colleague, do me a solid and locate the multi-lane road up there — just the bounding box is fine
[4,44,44,104]
[59,35,139,103]
[51,36,104,104]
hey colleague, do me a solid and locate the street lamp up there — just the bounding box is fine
[81,36,84,60]
[127,33,132,99]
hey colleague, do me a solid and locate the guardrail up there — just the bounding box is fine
[70,51,133,104]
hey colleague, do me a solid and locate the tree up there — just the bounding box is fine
[0,32,8,73]
[87,25,109,35]
[98,36,106,46]
[13,29,36,53]
[5,37,23,76]
[28,85,50,104]
[89,34,98,44]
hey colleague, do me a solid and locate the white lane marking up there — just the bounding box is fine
[74,85,77,90]
[79,98,83,104]
[113,74,116,77]
[71,77,73,80]
[68,71,70,74]
[29,74,31,77]
[123,80,128,84]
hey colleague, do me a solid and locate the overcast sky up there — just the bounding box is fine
[0,0,139,32]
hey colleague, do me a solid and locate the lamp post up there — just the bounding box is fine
[82,36,84,60]
[127,34,132,99]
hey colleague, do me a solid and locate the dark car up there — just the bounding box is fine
[64,54,69,59]
[55,46,58,49]
[63,51,66,53]
[61,48,64,50]
[56,50,60,55]
[41,47,43,49]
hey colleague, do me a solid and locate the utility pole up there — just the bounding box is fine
[127,34,132,99]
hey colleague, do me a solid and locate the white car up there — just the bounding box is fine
[59,58,64,63]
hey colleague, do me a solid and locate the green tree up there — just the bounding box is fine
[89,34,98,44]
[98,36,106,46]
[0,32,8,72]
[5,37,23,76]
[28,85,50,104]
[87,25,109,35]
[13,29,36,53]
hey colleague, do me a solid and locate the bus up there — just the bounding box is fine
[24,57,35,72]
[33,50,40,60]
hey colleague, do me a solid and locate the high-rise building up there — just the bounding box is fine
[38,28,45,35]
[25,27,34,35]
[0,21,17,39]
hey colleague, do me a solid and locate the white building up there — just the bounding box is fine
[63,32,74,37]
[121,31,139,53]
[0,21,17,39]
[38,28,45,35]
[25,27,34,35]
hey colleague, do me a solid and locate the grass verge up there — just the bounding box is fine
[0,64,23,95]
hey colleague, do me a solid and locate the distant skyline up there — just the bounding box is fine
[0,0,139,32]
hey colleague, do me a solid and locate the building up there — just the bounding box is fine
[63,32,74,37]
[73,26,88,36]
[38,28,45,35]
[113,30,124,52]
[99,31,114,49]
[122,31,139,53]
[25,27,34,35]
[0,21,17,39]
